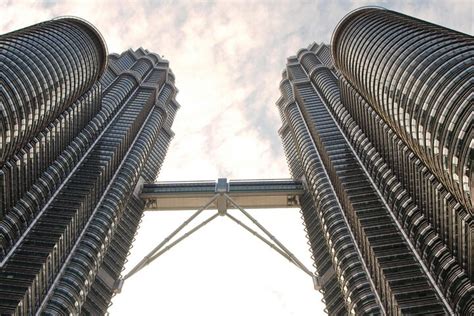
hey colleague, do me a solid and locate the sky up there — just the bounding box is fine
[1,0,472,315]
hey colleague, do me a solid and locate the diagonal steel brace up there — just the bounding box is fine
[114,194,220,292]
[224,194,319,289]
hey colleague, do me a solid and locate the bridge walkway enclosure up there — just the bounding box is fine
[141,178,303,211]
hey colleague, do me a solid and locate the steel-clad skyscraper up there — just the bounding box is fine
[0,18,179,314]
[278,7,473,315]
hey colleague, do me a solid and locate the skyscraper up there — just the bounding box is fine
[0,18,179,314]
[278,7,473,315]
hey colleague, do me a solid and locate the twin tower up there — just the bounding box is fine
[1,7,473,316]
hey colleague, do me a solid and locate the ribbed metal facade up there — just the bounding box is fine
[0,17,107,219]
[278,8,473,315]
[0,20,179,315]
[332,8,473,211]
[75,49,178,315]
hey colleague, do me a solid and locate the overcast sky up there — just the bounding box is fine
[1,0,472,315]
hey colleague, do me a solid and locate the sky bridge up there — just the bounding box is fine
[141,178,304,211]
[115,178,320,293]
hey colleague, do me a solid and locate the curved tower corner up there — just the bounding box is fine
[331,7,473,210]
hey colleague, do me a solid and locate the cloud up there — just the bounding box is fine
[2,0,470,183]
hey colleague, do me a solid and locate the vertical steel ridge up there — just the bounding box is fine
[38,95,163,315]
[286,59,413,314]
[53,16,109,76]
[0,56,143,262]
[78,50,180,315]
[331,7,474,211]
[40,87,167,315]
[0,17,107,163]
[296,49,455,314]
[339,76,473,313]
[304,50,473,314]
[0,27,180,314]
[0,17,109,221]
[278,77,383,314]
[279,30,473,313]
[329,9,473,313]
[0,83,102,218]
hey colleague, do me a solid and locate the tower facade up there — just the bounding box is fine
[0,19,179,314]
[278,7,473,315]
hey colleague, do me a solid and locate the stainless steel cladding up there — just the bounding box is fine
[0,17,179,315]
[332,8,473,211]
[0,18,107,218]
[278,7,473,314]
[1,18,107,163]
